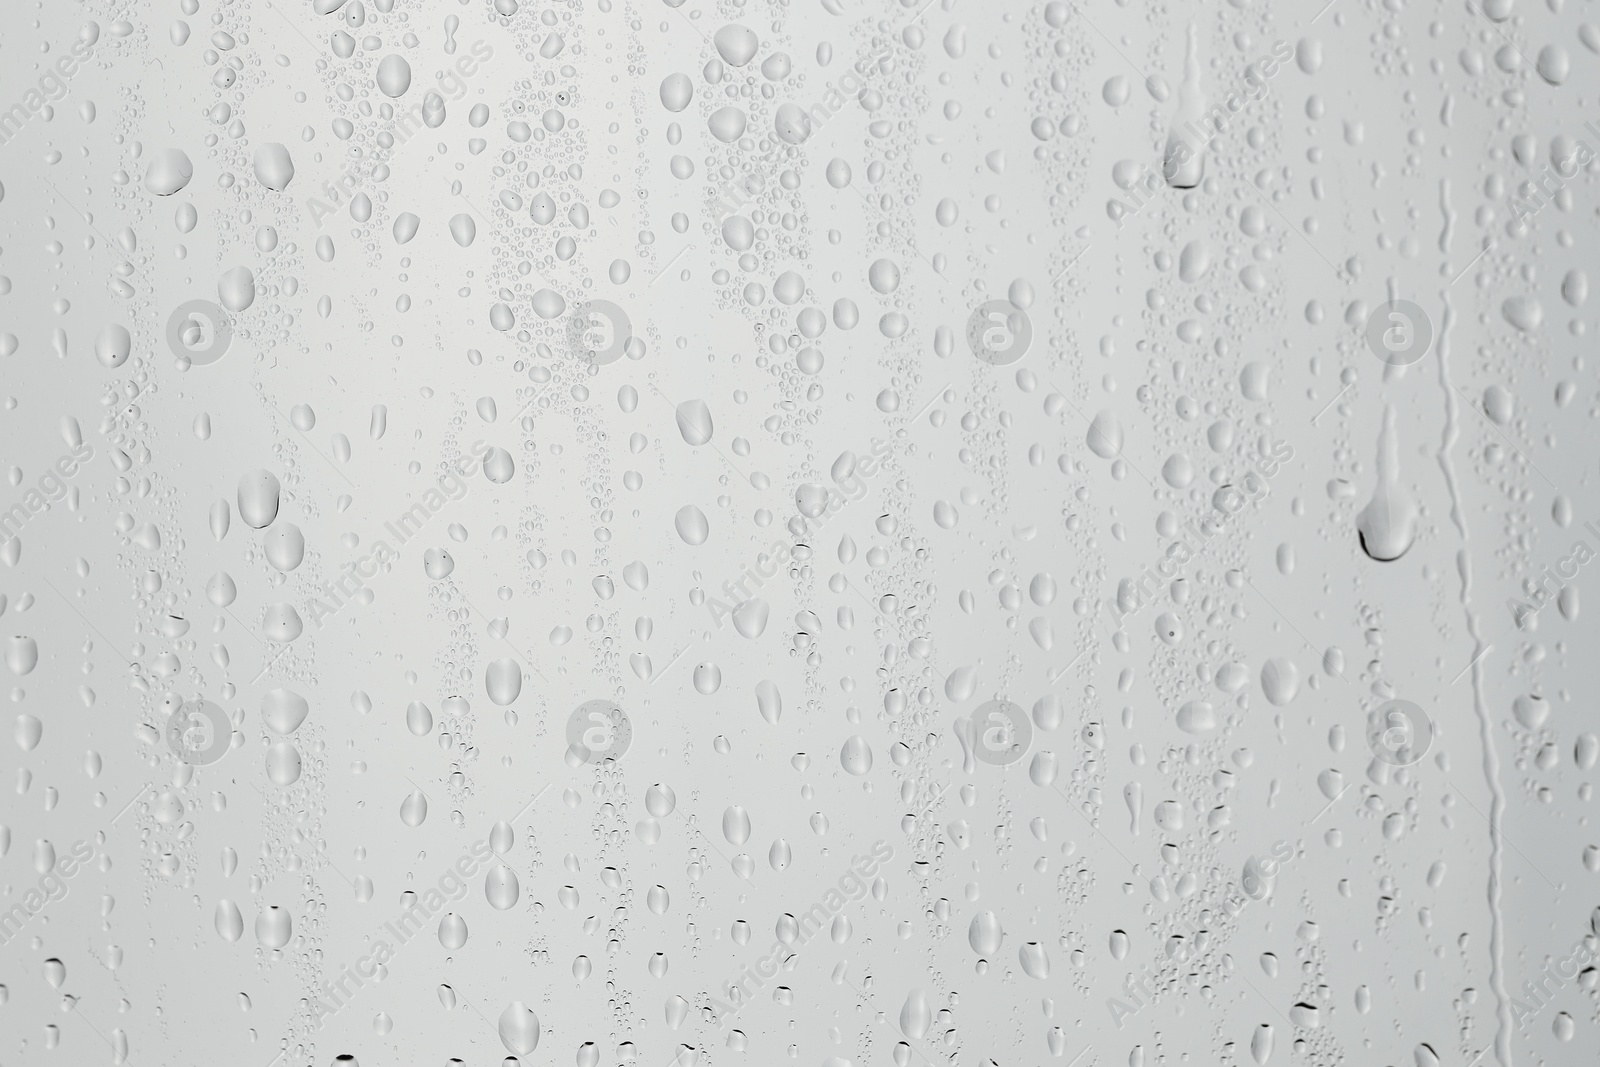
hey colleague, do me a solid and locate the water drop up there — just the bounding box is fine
[675,505,710,545]
[252,143,295,191]
[255,906,292,949]
[840,735,873,775]
[485,659,523,705]
[675,399,714,445]
[376,54,412,97]
[1356,405,1418,562]
[497,1002,540,1055]
[144,149,193,195]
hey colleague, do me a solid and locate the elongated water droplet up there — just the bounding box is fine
[1357,404,1418,562]
[1163,25,1205,188]
[840,735,872,775]
[400,791,428,826]
[644,783,677,816]
[485,658,523,705]
[485,865,520,909]
[755,680,782,724]
[1250,1024,1274,1065]
[968,910,1003,954]
[215,900,244,942]
[721,805,751,845]
[237,470,280,529]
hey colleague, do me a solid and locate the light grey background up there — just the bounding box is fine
[0,2,1595,1067]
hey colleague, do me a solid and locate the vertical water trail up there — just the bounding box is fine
[1434,178,1510,1067]
[1162,25,1205,189]
[1382,276,1407,386]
